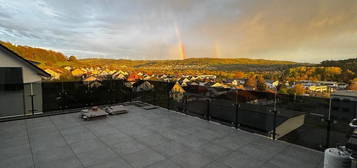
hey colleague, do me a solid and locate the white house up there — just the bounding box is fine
[135,81,154,92]
[0,44,50,118]
[170,82,186,102]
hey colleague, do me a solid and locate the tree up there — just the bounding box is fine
[234,71,245,79]
[68,56,78,62]
[278,86,289,94]
[244,75,257,89]
[256,75,267,91]
[341,70,355,83]
[348,78,357,90]
[289,84,306,95]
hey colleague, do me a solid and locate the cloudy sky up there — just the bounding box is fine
[0,0,356,63]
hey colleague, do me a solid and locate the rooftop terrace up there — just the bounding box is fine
[0,104,323,168]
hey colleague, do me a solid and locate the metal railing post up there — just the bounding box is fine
[29,83,35,116]
[130,88,133,102]
[184,95,188,114]
[30,94,35,115]
[167,83,170,109]
[326,117,332,148]
[153,90,156,105]
[61,81,65,110]
[272,109,277,140]
[142,91,144,102]
[235,103,239,129]
[206,99,210,121]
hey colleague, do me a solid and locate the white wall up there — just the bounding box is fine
[0,49,42,83]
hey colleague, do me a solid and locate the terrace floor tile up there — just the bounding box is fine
[0,104,323,168]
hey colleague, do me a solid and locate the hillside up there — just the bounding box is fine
[320,58,357,74]
[80,58,300,72]
[0,41,68,63]
[0,41,304,72]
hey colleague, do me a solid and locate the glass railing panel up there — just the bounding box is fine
[236,90,276,135]
[42,81,64,112]
[329,98,356,148]
[0,82,25,118]
[277,94,329,150]
[112,80,130,103]
[62,81,89,109]
[185,94,208,118]
[168,92,185,112]
[210,98,236,125]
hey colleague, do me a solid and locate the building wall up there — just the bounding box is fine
[0,49,42,83]
[0,49,44,117]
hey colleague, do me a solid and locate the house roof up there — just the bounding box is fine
[0,43,50,77]
[83,76,98,82]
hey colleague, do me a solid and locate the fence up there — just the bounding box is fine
[0,79,356,151]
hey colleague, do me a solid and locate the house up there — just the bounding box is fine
[207,87,229,97]
[64,66,72,71]
[71,69,85,77]
[44,68,61,80]
[143,76,152,80]
[337,83,348,90]
[127,73,140,82]
[170,82,186,102]
[92,69,102,75]
[83,76,98,82]
[232,80,245,86]
[181,82,188,87]
[211,82,229,88]
[189,82,199,86]
[318,81,338,88]
[83,76,102,88]
[112,73,126,80]
[199,82,208,86]
[124,82,133,88]
[182,78,190,83]
[134,81,154,92]
[308,85,328,92]
[0,44,50,118]
[265,80,279,89]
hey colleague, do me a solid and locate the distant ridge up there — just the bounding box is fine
[0,40,303,72]
[321,58,357,73]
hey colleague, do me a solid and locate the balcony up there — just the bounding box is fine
[0,103,323,168]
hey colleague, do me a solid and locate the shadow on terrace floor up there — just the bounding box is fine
[0,104,323,168]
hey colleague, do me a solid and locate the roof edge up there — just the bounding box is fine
[0,43,51,78]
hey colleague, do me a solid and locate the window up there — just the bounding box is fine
[0,67,23,91]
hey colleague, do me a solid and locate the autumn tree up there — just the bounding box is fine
[348,78,357,90]
[256,75,267,91]
[289,84,306,95]
[278,86,289,94]
[0,41,67,63]
[341,70,355,82]
[234,71,245,79]
[244,75,257,89]
[68,56,78,62]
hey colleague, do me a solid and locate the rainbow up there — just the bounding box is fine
[175,24,187,60]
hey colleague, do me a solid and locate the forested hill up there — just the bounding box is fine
[80,58,300,72]
[321,58,357,74]
[0,41,68,63]
[0,40,301,72]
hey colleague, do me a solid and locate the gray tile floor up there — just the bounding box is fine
[0,105,323,168]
